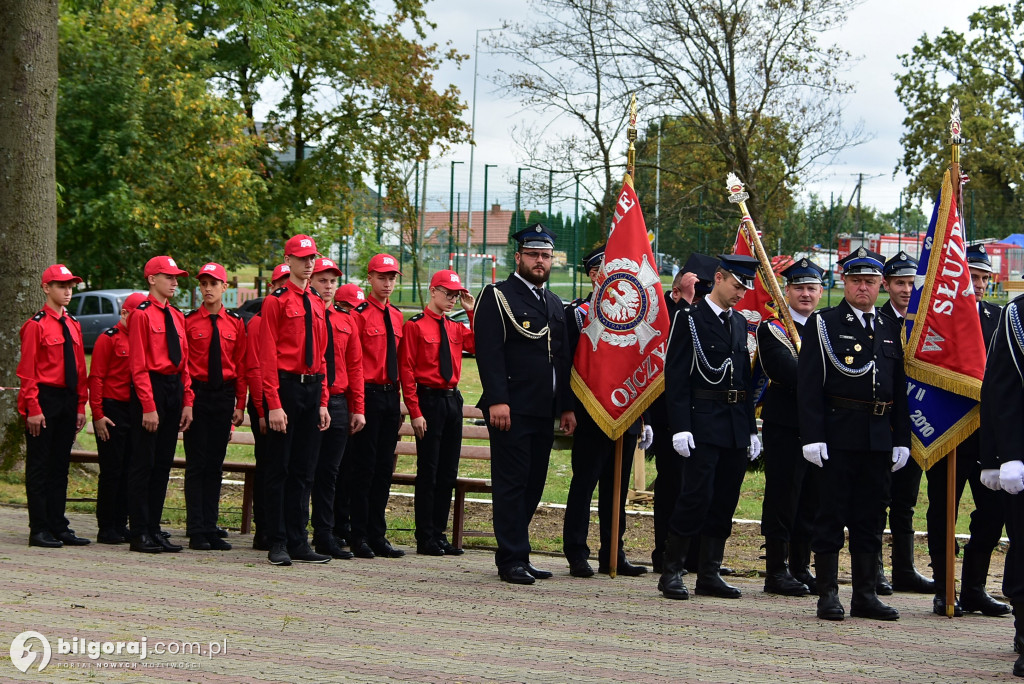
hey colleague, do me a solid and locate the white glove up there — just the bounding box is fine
[999,460,1024,495]
[980,469,1002,491]
[638,425,654,451]
[672,431,695,458]
[891,446,910,472]
[802,442,828,468]
[748,434,761,461]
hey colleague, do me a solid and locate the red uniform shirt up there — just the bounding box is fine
[259,281,328,410]
[17,305,88,418]
[325,305,366,414]
[88,322,131,419]
[353,298,404,387]
[399,308,475,419]
[245,314,265,418]
[185,305,247,410]
[129,295,194,413]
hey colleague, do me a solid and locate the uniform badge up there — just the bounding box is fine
[844,356,854,364]
[984,308,992,318]
[845,313,855,322]
[523,320,531,329]
[854,344,862,352]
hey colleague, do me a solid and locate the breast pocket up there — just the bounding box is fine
[283,306,305,335]
[881,343,902,360]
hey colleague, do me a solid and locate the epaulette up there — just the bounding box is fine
[32,310,44,322]
[137,300,151,310]
[185,309,200,318]
[170,304,182,313]
[355,302,369,313]
[569,297,585,308]
[332,304,351,315]
[271,287,287,298]
[103,326,119,337]
[67,313,78,323]
[410,313,424,322]
[309,286,321,298]
[226,309,242,320]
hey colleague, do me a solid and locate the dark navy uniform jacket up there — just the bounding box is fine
[755,315,804,430]
[980,295,1022,470]
[664,298,756,449]
[797,298,911,451]
[474,274,572,418]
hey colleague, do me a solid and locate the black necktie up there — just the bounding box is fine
[438,316,453,384]
[59,316,78,390]
[383,305,399,382]
[208,313,223,387]
[325,309,336,386]
[864,313,873,332]
[302,293,314,369]
[720,310,732,337]
[164,306,182,367]
[533,286,548,317]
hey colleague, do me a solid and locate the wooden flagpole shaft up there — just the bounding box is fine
[946,448,957,616]
[609,436,624,579]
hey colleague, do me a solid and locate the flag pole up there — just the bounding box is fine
[607,94,639,580]
[944,97,965,617]
[726,174,801,349]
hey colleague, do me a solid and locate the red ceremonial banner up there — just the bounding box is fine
[570,175,672,440]
[732,227,781,358]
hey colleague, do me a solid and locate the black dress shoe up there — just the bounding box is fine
[932,594,964,617]
[152,534,182,552]
[599,560,648,577]
[438,538,464,556]
[525,563,553,580]
[352,540,376,559]
[252,534,270,551]
[215,526,229,538]
[206,534,232,551]
[569,559,595,578]
[268,543,291,566]
[960,588,1011,616]
[314,536,354,559]
[96,528,126,544]
[188,536,212,550]
[130,534,163,553]
[29,531,62,548]
[289,544,330,563]
[499,566,536,585]
[417,542,445,556]
[1014,653,1024,678]
[370,539,406,558]
[57,530,91,546]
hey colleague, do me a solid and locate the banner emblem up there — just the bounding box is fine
[583,255,662,353]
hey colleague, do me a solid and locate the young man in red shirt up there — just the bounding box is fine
[90,291,147,544]
[259,236,331,566]
[399,270,475,555]
[18,264,89,548]
[183,262,247,550]
[127,256,194,554]
[309,257,366,558]
[349,253,405,558]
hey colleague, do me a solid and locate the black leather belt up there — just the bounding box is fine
[693,388,747,404]
[828,396,892,415]
[366,382,398,392]
[278,371,324,385]
[418,385,458,397]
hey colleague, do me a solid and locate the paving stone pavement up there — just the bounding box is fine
[0,504,1019,683]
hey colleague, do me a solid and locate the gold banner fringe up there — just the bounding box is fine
[570,368,664,441]
[913,405,979,471]
[905,362,982,401]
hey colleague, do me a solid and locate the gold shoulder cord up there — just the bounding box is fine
[493,286,552,363]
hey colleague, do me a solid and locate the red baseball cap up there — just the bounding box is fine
[285,234,319,258]
[123,292,147,311]
[367,253,402,275]
[144,256,188,278]
[41,264,82,286]
[313,257,343,277]
[429,269,468,293]
[196,262,228,282]
[271,263,291,283]
[335,283,365,305]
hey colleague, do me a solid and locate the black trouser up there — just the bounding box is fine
[183,381,236,537]
[884,457,921,535]
[563,411,637,564]
[760,421,818,543]
[333,439,355,540]
[24,385,78,535]
[348,384,401,543]
[669,443,748,539]
[413,388,463,546]
[925,431,1005,565]
[311,393,349,537]
[1003,490,1024,601]
[488,411,553,570]
[812,448,891,554]
[651,422,682,559]
[246,398,267,539]
[263,374,324,550]
[95,398,132,533]
[128,373,183,536]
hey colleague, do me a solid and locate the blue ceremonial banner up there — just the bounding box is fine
[903,169,986,470]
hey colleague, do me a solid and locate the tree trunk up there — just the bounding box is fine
[0,0,59,467]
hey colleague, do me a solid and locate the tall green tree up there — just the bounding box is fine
[57,0,265,287]
[895,1,1024,239]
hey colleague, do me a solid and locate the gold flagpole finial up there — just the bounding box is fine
[627,94,638,178]
[949,97,964,166]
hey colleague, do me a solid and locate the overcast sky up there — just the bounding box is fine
[417,0,995,218]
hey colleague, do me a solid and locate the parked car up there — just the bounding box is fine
[68,289,147,351]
